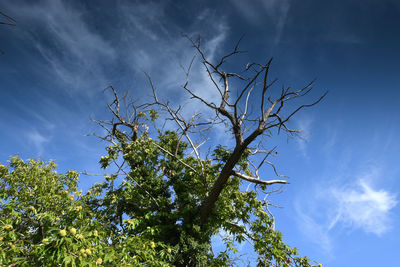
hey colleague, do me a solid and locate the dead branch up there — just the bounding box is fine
[231,171,289,186]
[177,35,326,225]
[146,72,210,194]
[94,34,326,229]
[0,11,16,26]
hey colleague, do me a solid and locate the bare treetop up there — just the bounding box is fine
[94,34,327,227]
[177,34,327,224]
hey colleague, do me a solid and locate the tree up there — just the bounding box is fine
[0,157,171,266]
[0,36,325,266]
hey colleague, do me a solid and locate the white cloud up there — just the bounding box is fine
[296,168,397,253]
[329,179,397,235]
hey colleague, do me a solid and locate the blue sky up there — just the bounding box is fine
[1,0,399,266]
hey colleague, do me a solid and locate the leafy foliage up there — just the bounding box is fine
[0,112,319,266]
[0,157,172,266]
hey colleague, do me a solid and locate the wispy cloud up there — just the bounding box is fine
[329,178,397,235]
[1,0,234,166]
[117,2,229,96]
[230,0,291,44]
[116,2,231,144]
[295,202,333,253]
[4,0,230,100]
[295,167,397,253]
[26,129,50,156]
[294,114,314,158]
[4,0,116,94]
[261,0,291,45]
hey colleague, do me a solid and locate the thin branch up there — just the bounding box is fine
[146,74,210,192]
[113,160,160,208]
[151,140,199,174]
[0,11,16,26]
[231,171,289,186]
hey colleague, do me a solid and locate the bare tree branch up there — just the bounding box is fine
[95,35,326,230]
[178,34,328,225]
[146,74,210,193]
[231,171,289,186]
[0,11,16,26]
